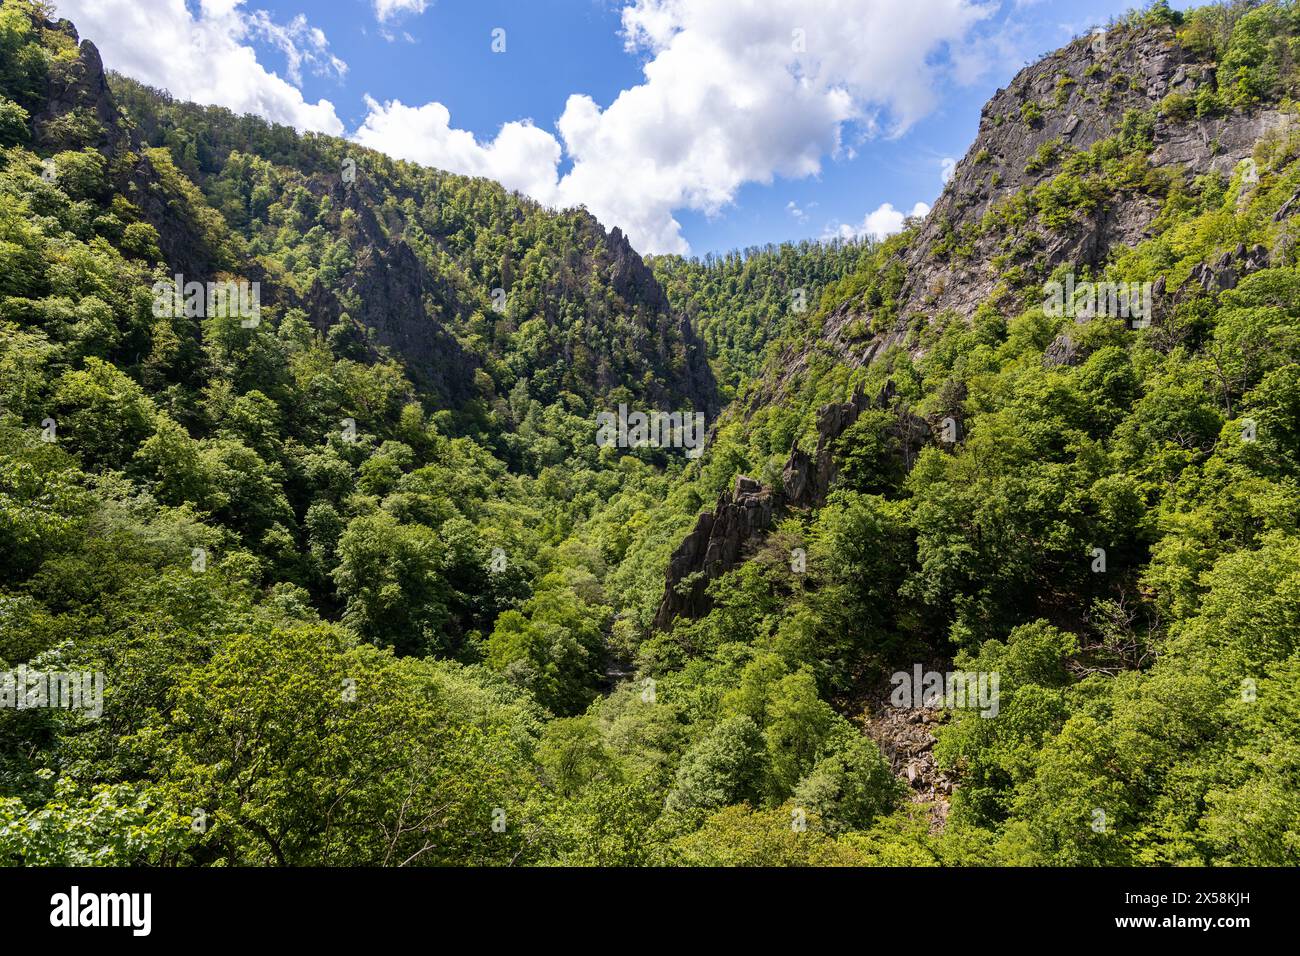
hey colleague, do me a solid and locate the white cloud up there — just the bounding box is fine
[374,0,429,23]
[356,0,996,252]
[828,200,931,241]
[941,156,957,184]
[53,0,345,134]
[353,98,564,202]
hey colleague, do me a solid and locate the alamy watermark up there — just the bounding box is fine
[596,405,705,457]
[152,275,261,327]
[890,665,1000,718]
[1,666,103,718]
[50,886,150,936]
[1043,274,1152,327]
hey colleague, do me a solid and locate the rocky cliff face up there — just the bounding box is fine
[300,180,479,405]
[30,19,119,152]
[889,24,1261,322]
[654,475,778,628]
[756,21,1290,408]
[607,226,671,313]
[605,226,721,418]
[295,179,719,411]
[782,380,930,510]
[29,20,230,288]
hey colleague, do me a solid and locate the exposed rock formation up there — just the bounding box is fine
[1043,331,1086,368]
[25,18,226,285]
[853,665,958,830]
[893,25,1278,326]
[654,382,930,628]
[302,185,478,405]
[31,22,119,152]
[782,381,930,509]
[607,226,670,313]
[605,228,720,418]
[1182,242,1271,294]
[653,474,778,629]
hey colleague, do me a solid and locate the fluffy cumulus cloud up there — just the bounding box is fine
[353,97,563,202]
[242,9,346,88]
[53,0,346,134]
[828,201,932,241]
[356,0,994,252]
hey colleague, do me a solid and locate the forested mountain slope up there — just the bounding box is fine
[753,4,1296,411]
[634,0,1300,861]
[0,0,716,863]
[1,0,1298,867]
[109,77,719,421]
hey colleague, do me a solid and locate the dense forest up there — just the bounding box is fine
[1,0,1298,866]
[650,239,877,395]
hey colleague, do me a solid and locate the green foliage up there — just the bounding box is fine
[793,734,902,835]
[161,626,540,865]
[1,0,1299,869]
[334,512,452,657]
[665,802,872,865]
[652,239,873,391]
[0,776,189,865]
[1020,100,1045,127]
[665,714,766,813]
[1159,90,1195,121]
[0,94,28,146]
[1025,139,1064,175]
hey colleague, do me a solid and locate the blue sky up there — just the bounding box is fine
[57,0,1192,257]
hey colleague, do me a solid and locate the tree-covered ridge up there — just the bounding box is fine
[651,238,876,396]
[106,75,718,425]
[0,0,701,863]
[1,0,1298,867]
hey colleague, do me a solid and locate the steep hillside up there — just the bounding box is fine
[3,10,718,422]
[657,1,1300,624]
[0,0,718,831]
[111,77,719,420]
[651,239,876,396]
[758,7,1295,408]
